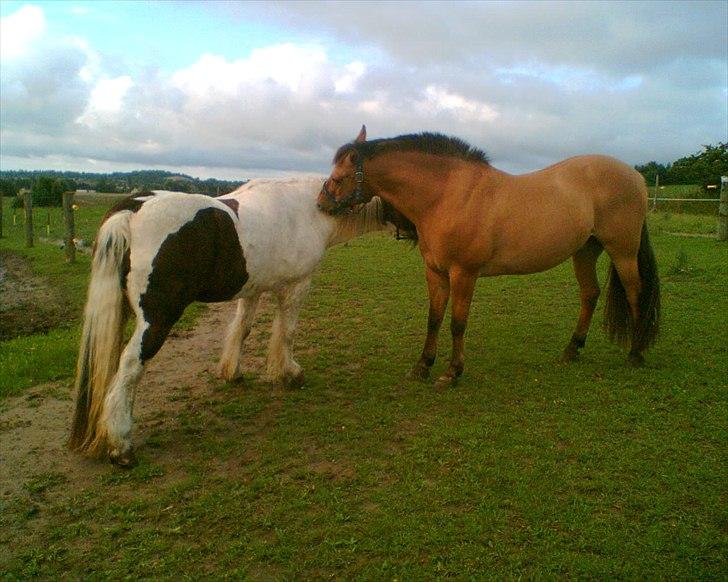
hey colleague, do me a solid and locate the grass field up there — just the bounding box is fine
[1,194,726,578]
[648,183,722,214]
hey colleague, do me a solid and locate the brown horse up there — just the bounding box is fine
[317,126,660,388]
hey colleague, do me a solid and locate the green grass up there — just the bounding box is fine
[1,205,726,578]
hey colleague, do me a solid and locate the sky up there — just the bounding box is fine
[1,1,726,180]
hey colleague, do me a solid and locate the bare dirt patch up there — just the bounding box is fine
[0,251,71,340]
[0,299,277,500]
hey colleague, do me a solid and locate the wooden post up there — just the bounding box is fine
[652,175,659,211]
[24,190,34,247]
[63,191,76,263]
[718,176,728,242]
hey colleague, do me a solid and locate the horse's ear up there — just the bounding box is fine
[356,125,366,143]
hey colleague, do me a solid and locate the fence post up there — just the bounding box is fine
[652,175,659,211]
[0,194,3,239]
[719,176,728,242]
[24,190,34,247]
[63,191,76,262]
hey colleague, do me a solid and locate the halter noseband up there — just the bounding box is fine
[321,156,366,215]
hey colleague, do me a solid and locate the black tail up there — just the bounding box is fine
[604,222,661,351]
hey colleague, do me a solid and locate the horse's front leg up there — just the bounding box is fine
[266,278,311,389]
[408,267,450,381]
[218,295,260,382]
[435,268,477,389]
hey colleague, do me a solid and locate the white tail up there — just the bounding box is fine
[69,211,132,457]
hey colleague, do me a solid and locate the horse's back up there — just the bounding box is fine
[475,155,647,275]
[537,154,647,204]
[220,177,334,290]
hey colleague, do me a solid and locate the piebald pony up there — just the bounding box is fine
[70,177,388,466]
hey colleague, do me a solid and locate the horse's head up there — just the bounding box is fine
[318,125,373,215]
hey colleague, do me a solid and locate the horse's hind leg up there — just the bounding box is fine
[561,237,603,362]
[266,278,311,389]
[103,305,177,467]
[609,256,645,366]
[101,322,145,467]
[218,295,260,382]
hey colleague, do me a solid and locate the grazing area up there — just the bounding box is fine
[0,194,726,578]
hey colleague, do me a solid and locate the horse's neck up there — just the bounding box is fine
[367,154,449,223]
[327,197,387,247]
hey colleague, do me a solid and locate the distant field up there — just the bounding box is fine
[648,184,721,214]
[1,194,726,578]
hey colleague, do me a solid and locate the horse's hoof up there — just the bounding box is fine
[219,366,244,383]
[282,372,305,390]
[407,365,430,382]
[109,449,137,469]
[628,353,645,367]
[560,346,579,363]
[434,374,457,390]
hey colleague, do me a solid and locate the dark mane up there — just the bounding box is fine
[333,132,489,166]
[381,199,418,243]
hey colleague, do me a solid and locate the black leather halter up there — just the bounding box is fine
[320,156,366,215]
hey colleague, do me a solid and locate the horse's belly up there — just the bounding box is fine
[239,253,321,294]
[483,226,590,276]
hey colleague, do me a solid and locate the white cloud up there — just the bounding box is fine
[335,61,366,93]
[495,64,644,94]
[76,76,134,127]
[0,4,46,60]
[171,44,331,99]
[418,85,499,123]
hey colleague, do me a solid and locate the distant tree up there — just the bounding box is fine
[163,177,194,192]
[635,161,669,186]
[0,178,18,198]
[31,176,64,206]
[666,143,728,189]
[95,178,116,193]
[0,169,244,197]
[51,178,69,204]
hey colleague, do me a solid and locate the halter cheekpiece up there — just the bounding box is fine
[321,156,366,215]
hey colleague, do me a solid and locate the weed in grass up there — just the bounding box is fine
[24,472,68,496]
[666,247,705,280]
[101,462,166,486]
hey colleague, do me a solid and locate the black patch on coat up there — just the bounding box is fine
[138,207,248,362]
